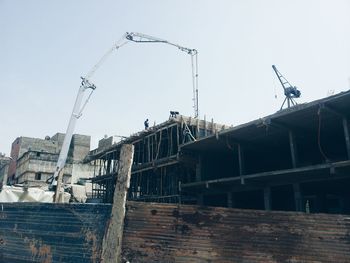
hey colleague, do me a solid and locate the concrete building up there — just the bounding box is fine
[8,133,94,186]
[87,91,350,215]
[0,154,11,189]
[86,115,228,203]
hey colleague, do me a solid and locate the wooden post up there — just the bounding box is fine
[54,170,64,203]
[102,144,134,263]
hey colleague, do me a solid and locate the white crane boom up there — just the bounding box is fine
[52,32,198,202]
[125,32,199,118]
[52,78,95,202]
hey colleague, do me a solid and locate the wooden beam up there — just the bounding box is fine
[54,169,64,203]
[102,144,134,263]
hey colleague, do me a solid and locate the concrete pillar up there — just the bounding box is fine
[238,144,245,185]
[197,194,204,205]
[264,187,271,211]
[293,183,302,212]
[288,131,298,168]
[195,156,202,182]
[343,118,350,159]
[227,192,233,208]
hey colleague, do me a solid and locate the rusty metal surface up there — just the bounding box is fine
[0,203,111,263]
[122,201,350,263]
[1,201,350,262]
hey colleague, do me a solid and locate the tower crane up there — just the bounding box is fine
[51,32,198,202]
[272,65,301,110]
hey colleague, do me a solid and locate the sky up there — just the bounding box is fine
[1,0,350,156]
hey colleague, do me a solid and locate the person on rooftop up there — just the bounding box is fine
[144,119,149,130]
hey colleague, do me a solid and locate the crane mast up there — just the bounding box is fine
[52,32,198,202]
[272,65,301,110]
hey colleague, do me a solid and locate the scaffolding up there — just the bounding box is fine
[88,115,227,203]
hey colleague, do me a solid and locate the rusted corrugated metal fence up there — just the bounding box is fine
[0,203,111,263]
[1,201,350,262]
[122,202,350,263]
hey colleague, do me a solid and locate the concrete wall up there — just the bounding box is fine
[16,151,74,185]
[71,162,95,184]
[8,136,59,181]
[0,157,10,187]
[10,133,92,185]
[72,134,91,161]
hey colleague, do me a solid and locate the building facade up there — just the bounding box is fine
[8,133,94,186]
[0,154,10,189]
[87,91,350,215]
[87,115,228,203]
[181,91,350,214]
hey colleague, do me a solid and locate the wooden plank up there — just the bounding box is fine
[54,169,64,203]
[102,144,134,263]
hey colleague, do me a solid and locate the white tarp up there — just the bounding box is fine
[0,185,70,203]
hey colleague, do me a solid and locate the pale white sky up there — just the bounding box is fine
[1,0,350,155]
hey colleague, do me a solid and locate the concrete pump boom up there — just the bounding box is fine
[52,32,198,202]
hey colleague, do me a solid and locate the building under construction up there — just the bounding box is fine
[87,91,350,215]
[86,115,228,203]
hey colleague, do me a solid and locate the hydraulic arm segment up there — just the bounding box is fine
[125,32,199,118]
[52,32,198,202]
[52,78,96,202]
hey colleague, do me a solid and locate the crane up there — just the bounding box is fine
[272,65,301,110]
[125,32,199,118]
[51,32,198,202]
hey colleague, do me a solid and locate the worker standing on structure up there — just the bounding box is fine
[144,119,149,130]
